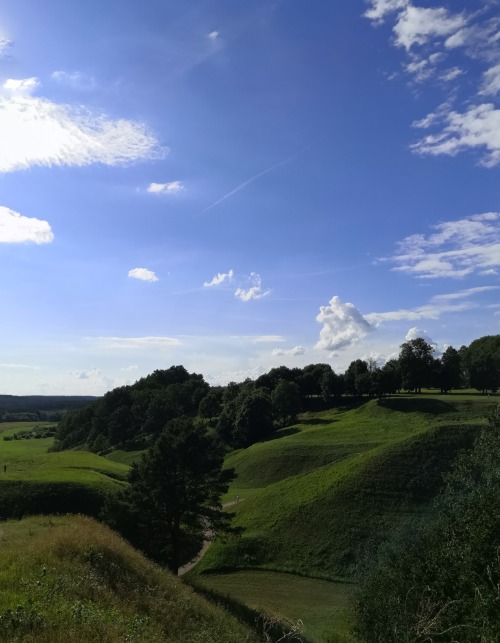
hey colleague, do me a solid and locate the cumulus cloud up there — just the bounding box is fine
[384,212,500,278]
[128,267,159,282]
[272,346,305,357]
[147,181,184,194]
[316,296,373,351]
[204,269,234,287]
[3,77,40,93]
[51,70,95,90]
[120,364,138,372]
[405,327,436,346]
[0,81,161,173]
[234,273,270,301]
[0,206,54,244]
[208,31,220,41]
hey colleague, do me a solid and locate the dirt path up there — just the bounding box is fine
[178,499,243,576]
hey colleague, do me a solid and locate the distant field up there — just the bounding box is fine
[193,394,497,642]
[0,422,128,490]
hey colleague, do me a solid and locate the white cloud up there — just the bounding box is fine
[481,63,500,96]
[384,212,500,278]
[0,38,13,57]
[128,267,159,282]
[412,103,500,167]
[440,67,464,82]
[0,206,54,244]
[204,269,234,287]
[206,365,266,386]
[234,272,270,301]
[208,31,220,41]
[91,337,181,349]
[147,181,184,194]
[394,6,467,50]
[364,0,409,24]
[229,335,284,343]
[120,364,139,372]
[0,363,41,370]
[51,70,95,90]
[272,346,305,357]
[0,86,161,173]
[406,52,442,82]
[3,77,40,94]
[405,327,436,346]
[316,296,373,351]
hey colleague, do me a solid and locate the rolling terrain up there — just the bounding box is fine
[190,394,497,642]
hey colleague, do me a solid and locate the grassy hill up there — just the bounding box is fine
[190,394,497,642]
[0,423,129,518]
[0,515,257,642]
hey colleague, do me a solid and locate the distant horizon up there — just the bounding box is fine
[1,0,499,395]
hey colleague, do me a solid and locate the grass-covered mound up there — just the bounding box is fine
[0,515,257,642]
[0,423,129,518]
[196,396,495,582]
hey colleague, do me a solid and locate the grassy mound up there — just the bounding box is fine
[0,423,129,518]
[0,515,257,642]
[196,396,495,581]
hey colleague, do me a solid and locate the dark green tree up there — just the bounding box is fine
[271,380,301,426]
[436,346,462,393]
[108,417,235,574]
[399,338,435,393]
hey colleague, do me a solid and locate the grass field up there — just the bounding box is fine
[191,570,356,642]
[0,515,256,642]
[192,393,498,642]
[0,422,128,491]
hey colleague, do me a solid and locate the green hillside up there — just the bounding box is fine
[0,515,257,642]
[191,394,497,641]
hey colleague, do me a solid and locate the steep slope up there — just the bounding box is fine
[0,515,257,643]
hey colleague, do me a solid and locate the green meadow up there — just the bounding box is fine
[190,394,497,641]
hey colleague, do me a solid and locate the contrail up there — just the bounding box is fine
[199,147,307,215]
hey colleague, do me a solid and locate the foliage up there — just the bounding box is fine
[104,417,235,573]
[272,381,302,427]
[399,338,435,393]
[353,406,500,642]
[461,335,500,393]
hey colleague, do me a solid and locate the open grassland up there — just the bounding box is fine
[192,570,356,643]
[0,515,256,643]
[0,423,128,489]
[193,394,497,641]
[0,422,129,518]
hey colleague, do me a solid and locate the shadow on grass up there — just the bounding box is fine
[263,427,301,442]
[378,397,456,415]
[300,417,334,426]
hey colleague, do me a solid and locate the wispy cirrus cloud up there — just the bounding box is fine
[128,267,159,282]
[0,206,54,244]
[383,212,500,278]
[90,336,181,350]
[0,38,13,58]
[51,70,95,90]
[272,345,305,357]
[0,78,162,173]
[147,181,184,195]
[364,1,500,166]
[366,286,499,324]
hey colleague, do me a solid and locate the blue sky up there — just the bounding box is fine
[0,0,499,394]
